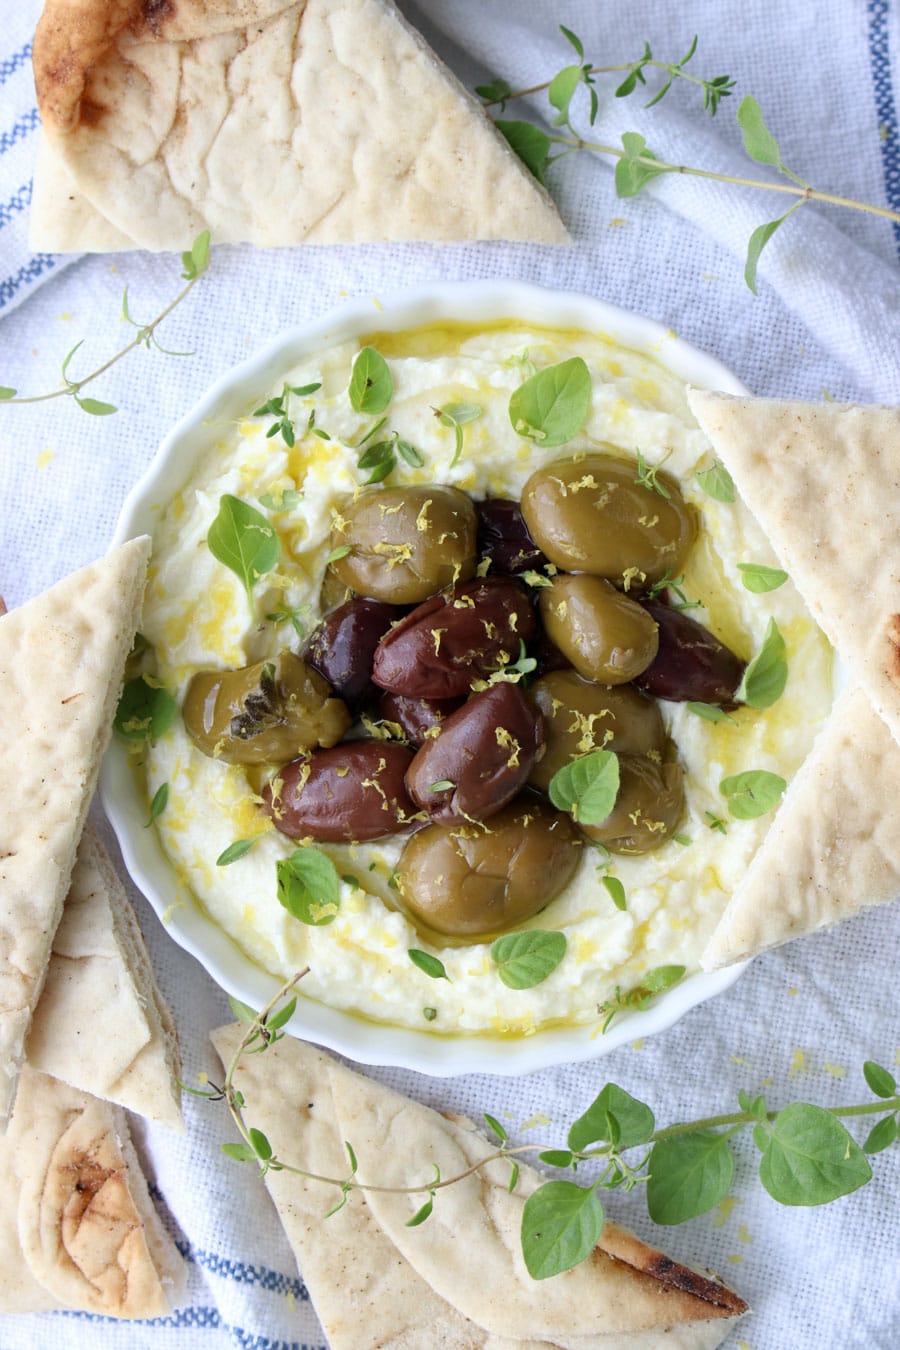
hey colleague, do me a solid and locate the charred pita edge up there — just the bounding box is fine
[598,1228,747,1317]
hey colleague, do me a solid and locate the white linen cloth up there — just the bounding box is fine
[1,2,899,1348]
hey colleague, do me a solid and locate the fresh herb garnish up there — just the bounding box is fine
[490,930,567,989]
[736,617,788,708]
[217,838,259,866]
[634,449,671,498]
[601,875,627,911]
[408,949,450,981]
[114,676,178,743]
[705,810,729,833]
[435,402,482,467]
[207,494,281,609]
[696,460,736,503]
[259,487,303,513]
[597,965,686,1032]
[720,769,787,819]
[686,701,734,724]
[508,357,591,447]
[615,131,666,198]
[145,782,169,827]
[265,602,308,640]
[254,383,321,446]
[276,847,341,925]
[494,119,553,184]
[202,978,900,1282]
[477,31,900,291]
[646,571,701,610]
[1,231,211,412]
[357,431,425,483]
[548,749,619,825]
[324,544,352,565]
[349,347,393,414]
[737,562,789,593]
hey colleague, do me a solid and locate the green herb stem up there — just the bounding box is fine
[546,135,900,224]
[484,60,715,108]
[651,1095,900,1141]
[3,270,205,407]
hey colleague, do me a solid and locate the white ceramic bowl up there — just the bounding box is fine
[102,280,750,1076]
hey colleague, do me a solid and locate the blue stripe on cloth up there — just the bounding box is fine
[0,180,32,231]
[867,0,900,254]
[0,107,40,156]
[56,1304,326,1347]
[0,253,58,311]
[175,1240,310,1301]
[0,41,32,87]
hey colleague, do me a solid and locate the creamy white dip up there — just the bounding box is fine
[141,322,833,1036]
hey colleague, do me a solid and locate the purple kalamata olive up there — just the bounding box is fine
[398,795,582,938]
[375,690,465,747]
[405,683,544,823]
[371,576,537,699]
[476,497,546,575]
[633,600,746,706]
[304,598,400,708]
[263,741,420,842]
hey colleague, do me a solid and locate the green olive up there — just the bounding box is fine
[328,485,477,604]
[520,451,696,585]
[398,796,581,939]
[579,753,684,854]
[538,575,658,684]
[183,652,351,765]
[527,670,667,792]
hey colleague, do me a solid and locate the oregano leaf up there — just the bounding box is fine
[276,847,341,926]
[737,95,784,169]
[863,1061,897,1099]
[647,1132,735,1224]
[549,749,619,824]
[495,120,552,185]
[521,1181,604,1279]
[491,930,567,989]
[207,494,280,606]
[568,1084,655,1152]
[757,1103,872,1205]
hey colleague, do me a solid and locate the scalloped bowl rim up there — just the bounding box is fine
[101,279,751,1078]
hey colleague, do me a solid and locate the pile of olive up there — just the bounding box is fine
[183,452,748,942]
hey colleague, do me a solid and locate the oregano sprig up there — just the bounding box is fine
[196,979,900,1283]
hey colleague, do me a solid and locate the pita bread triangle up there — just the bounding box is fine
[212,1025,746,1349]
[31,0,569,252]
[0,1063,185,1316]
[687,391,900,748]
[701,684,900,968]
[26,822,184,1130]
[0,536,151,1131]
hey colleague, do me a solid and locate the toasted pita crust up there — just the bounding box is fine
[687,392,900,747]
[0,537,151,1130]
[702,684,900,967]
[26,822,183,1129]
[212,1026,744,1349]
[0,1064,185,1315]
[31,0,569,252]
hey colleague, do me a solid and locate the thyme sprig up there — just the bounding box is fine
[195,977,900,1282]
[0,232,211,413]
